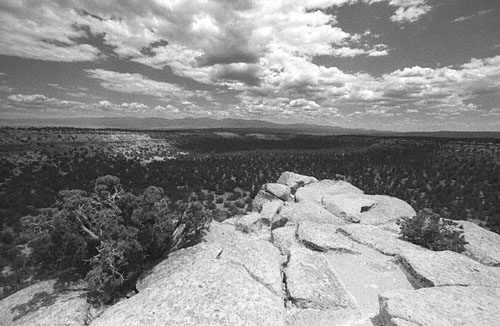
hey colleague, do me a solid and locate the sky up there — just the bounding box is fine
[0,0,499,131]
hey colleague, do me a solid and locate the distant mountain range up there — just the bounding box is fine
[2,117,499,138]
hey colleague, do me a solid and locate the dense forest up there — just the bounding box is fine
[1,128,500,299]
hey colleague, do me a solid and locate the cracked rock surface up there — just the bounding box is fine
[4,171,500,326]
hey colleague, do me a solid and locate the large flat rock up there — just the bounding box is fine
[324,245,413,323]
[94,242,285,326]
[276,171,318,189]
[338,224,424,256]
[297,222,360,254]
[397,249,500,288]
[379,286,500,326]
[0,280,90,326]
[285,247,356,310]
[295,180,363,204]
[455,220,500,266]
[358,195,416,225]
[157,221,283,297]
[287,307,378,326]
[275,201,346,227]
[322,193,376,222]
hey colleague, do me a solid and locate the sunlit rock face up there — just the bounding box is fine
[3,172,500,326]
[0,280,92,326]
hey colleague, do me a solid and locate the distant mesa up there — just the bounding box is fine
[2,117,500,138]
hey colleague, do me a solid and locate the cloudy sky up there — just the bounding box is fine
[0,0,499,131]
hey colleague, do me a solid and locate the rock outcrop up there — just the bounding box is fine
[3,171,500,326]
[455,220,500,266]
[379,286,500,326]
[0,279,92,326]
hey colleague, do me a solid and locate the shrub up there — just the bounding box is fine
[397,209,468,253]
[21,175,212,304]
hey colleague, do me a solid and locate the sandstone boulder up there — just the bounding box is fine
[95,242,285,326]
[260,201,283,224]
[235,212,263,233]
[297,222,360,254]
[264,183,291,201]
[455,220,500,266]
[252,190,282,212]
[0,280,91,326]
[358,195,416,225]
[379,286,500,326]
[285,247,356,310]
[276,171,317,190]
[397,249,500,288]
[322,193,376,221]
[274,201,346,227]
[271,225,298,255]
[295,180,363,204]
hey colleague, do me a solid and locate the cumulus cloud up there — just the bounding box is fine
[388,0,431,23]
[85,69,194,99]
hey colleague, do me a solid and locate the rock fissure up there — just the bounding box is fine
[336,228,395,257]
[226,258,281,298]
[281,253,294,308]
[396,256,435,289]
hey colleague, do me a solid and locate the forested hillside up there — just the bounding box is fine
[1,128,499,298]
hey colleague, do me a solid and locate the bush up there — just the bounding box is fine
[397,209,468,253]
[21,175,212,304]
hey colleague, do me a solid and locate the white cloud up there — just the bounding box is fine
[332,47,367,57]
[368,44,389,56]
[389,1,431,23]
[451,9,493,23]
[85,69,194,99]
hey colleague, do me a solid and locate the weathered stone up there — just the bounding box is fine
[0,280,91,326]
[96,242,285,326]
[358,195,416,225]
[264,183,291,201]
[323,193,376,218]
[271,225,297,255]
[260,201,283,224]
[297,222,360,254]
[287,308,372,326]
[252,190,282,212]
[379,286,500,326]
[324,244,413,325]
[274,201,346,227]
[221,217,239,225]
[295,180,363,204]
[216,235,284,297]
[285,247,356,310]
[165,221,283,297]
[397,249,500,288]
[203,221,242,244]
[235,212,263,233]
[338,224,424,256]
[455,220,500,266]
[276,171,317,190]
